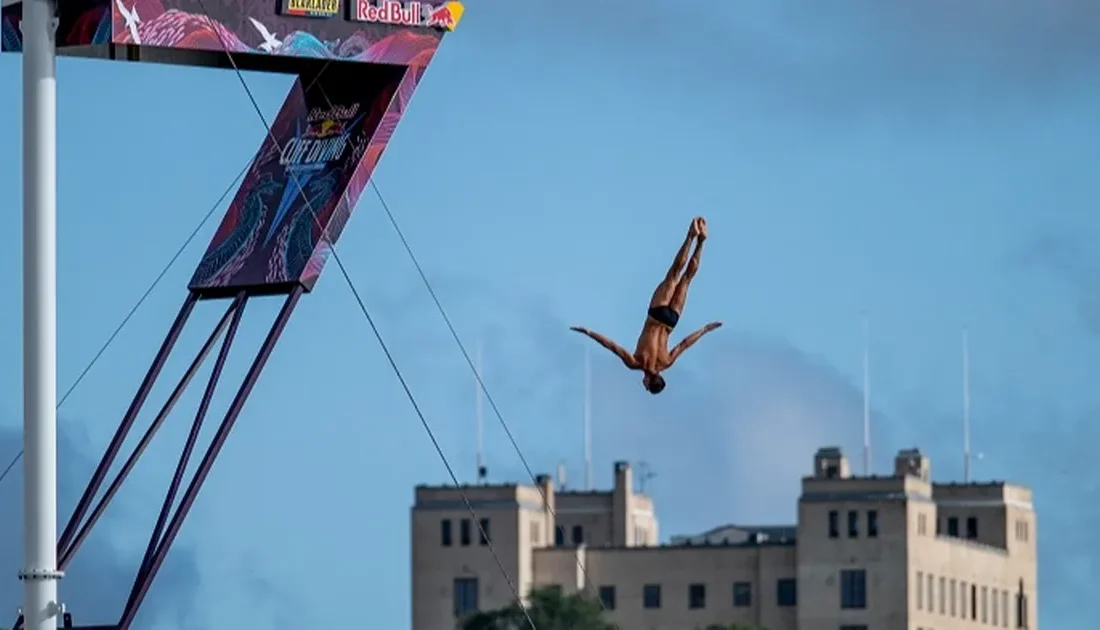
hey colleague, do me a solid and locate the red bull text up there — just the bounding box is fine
[351,0,458,30]
[280,103,361,167]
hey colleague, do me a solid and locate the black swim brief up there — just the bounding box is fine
[648,305,680,329]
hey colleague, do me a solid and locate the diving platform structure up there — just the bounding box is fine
[2,0,463,628]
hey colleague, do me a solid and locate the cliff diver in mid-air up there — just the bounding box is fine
[571,216,722,394]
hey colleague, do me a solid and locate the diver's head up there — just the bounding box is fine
[643,372,666,395]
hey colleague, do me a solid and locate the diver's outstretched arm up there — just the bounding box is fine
[668,321,723,364]
[570,327,640,369]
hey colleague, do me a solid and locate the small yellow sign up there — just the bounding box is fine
[282,0,340,18]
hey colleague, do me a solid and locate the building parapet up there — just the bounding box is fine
[670,524,797,546]
[535,537,798,553]
[933,534,1010,555]
[932,481,1033,506]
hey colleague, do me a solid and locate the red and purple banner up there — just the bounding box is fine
[4,0,453,66]
[188,62,425,297]
[1,0,112,51]
[113,0,445,66]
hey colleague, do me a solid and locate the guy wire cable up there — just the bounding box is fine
[362,137,612,613]
[0,161,250,488]
[189,5,536,628]
[307,67,614,613]
[373,177,612,613]
[307,81,610,614]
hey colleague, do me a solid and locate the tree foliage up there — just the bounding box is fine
[459,587,617,630]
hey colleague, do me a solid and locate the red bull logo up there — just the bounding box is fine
[281,102,361,167]
[305,119,347,139]
[351,0,464,31]
[305,103,358,139]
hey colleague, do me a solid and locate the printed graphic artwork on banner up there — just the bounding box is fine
[351,0,464,31]
[279,0,341,18]
[188,62,410,296]
[267,102,363,247]
[280,103,360,169]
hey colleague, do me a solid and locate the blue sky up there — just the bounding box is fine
[1,0,1099,628]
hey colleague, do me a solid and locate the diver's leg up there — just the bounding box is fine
[670,239,703,313]
[665,229,696,281]
[650,224,699,308]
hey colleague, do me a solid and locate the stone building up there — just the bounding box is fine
[410,447,1037,630]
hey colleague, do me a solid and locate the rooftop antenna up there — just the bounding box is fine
[584,344,593,491]
[862,315,872,476]
[475,341,486,483]
[963,328,971,483]
[637,461,656,493]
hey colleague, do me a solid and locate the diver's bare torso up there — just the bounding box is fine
[570,217,723,394]
[633,319,673,374]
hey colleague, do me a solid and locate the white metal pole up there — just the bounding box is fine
[583,345,592,491]
[861,316,871,476]
[20,0,62,628]
[962,329,971,483]
[475,341,483,481]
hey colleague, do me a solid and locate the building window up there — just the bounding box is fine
[840,569,867,609]
[733,582,752,607]
[643,584,661,609]
[926,573,934,611]
[961,581,969,618]
[689,584,706,609]
[599,585,616,610]
[441,519,453,546]
[917,513,927,535]
[828,510,839,538]
[460,519,472,546]
[479,518,490,545]
[971,584,978,621]
[777,578,797,607]
[847,510,859,537]
[1016,580,1028,628]
[1001,589,1009,627]
[992,587,1000,626]
[916,571,923,610]
[867,510,878,537]
[1017,520,1029,542]
[985,584,994,624]
[840,626,868,630]
[947,516,959,537]
[950,578,957,616]
[571,525,584,545]
[530,522,541,545]
[554,525,564,546]
[966,516,978,539]
[453,577,478,617]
